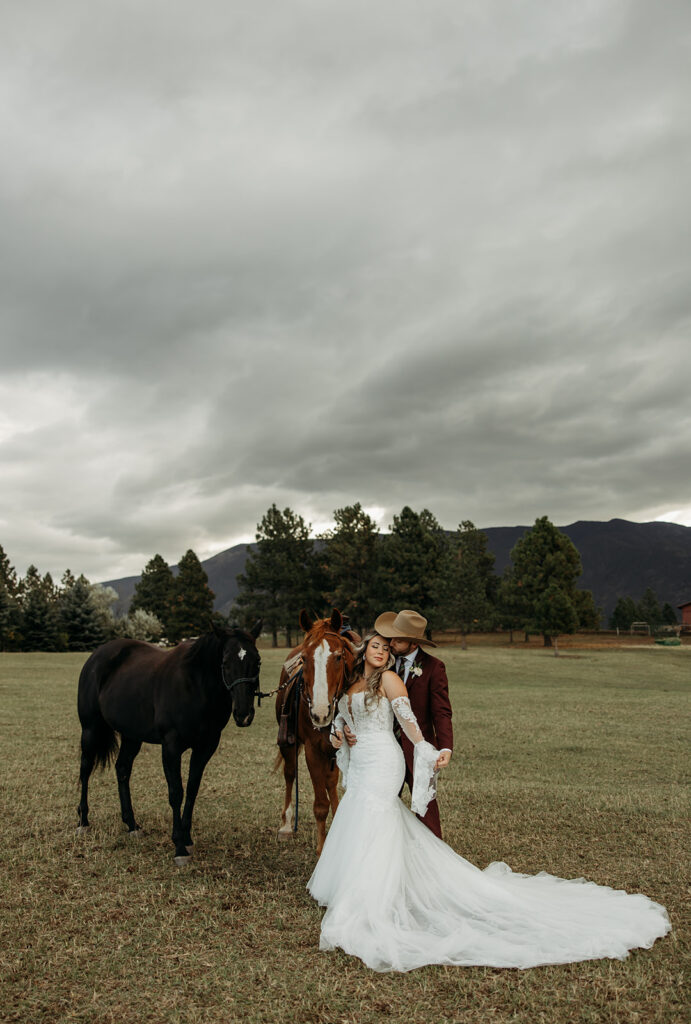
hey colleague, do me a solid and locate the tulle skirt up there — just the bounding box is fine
[307,733,670,972]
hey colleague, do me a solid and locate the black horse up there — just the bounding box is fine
[77,621,262,863]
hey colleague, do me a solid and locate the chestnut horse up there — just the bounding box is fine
[275,609,356,854]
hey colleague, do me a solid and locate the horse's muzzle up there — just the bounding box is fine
[309,710,334,729]
[234,710,255,728]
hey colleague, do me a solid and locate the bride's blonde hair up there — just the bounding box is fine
[349,630,394,707]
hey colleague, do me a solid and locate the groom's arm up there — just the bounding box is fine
[429,659,453,759]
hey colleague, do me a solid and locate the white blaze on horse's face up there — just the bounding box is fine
[238,647,246,661]
[311,639,332,722]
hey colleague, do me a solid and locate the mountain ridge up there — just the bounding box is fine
[101,519,691,622]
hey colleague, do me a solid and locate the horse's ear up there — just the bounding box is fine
[250,619,263,640]
[342,628,361,645]
[330,608,343,633]
[299,608,314,633]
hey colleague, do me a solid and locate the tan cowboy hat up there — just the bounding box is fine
[373,609,437,647]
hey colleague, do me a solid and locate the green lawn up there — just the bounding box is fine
[0,647,688,1024]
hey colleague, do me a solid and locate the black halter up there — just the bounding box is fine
[221,666,259,696]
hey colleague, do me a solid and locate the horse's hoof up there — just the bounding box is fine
[75,825,90,834]
[174,855,193,868]
[277,827,296,840]
[128,829,143,840]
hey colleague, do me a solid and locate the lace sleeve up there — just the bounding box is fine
[331,711,346,745]
[391,696,424,744]
[391,697,439,817]
[331,712,350,789]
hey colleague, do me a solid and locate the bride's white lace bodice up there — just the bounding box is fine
[333,691,438,816]
[339,690,394,735]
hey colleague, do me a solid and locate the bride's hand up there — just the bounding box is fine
[344,724,357,747]
[330,729,344,749]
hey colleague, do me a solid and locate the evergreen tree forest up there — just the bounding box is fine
[3,510,683,652]
[609,588,679,631]
[234,510,607,647]
[0,543,212,652]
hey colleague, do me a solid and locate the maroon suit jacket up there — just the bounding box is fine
[399,647,453,777]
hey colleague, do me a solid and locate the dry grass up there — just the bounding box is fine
[0,647,688,1024]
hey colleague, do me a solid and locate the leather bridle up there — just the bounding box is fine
[299,631,351,722]
[221,665,260,696]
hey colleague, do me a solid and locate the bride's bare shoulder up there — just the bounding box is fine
[381,671,407,700]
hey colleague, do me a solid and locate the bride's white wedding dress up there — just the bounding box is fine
[307,692,670,972]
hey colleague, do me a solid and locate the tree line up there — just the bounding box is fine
[609,589,678,631]
[232,505,602,653]
[0,546,215,652]
[4,506,679,654]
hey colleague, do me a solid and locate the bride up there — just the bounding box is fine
[307,631,671,972]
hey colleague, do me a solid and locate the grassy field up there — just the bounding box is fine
[0,645,688,1024]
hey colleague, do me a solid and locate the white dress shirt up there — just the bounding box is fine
[395,648,418,685]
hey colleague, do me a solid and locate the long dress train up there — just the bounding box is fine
[307,692,670,973]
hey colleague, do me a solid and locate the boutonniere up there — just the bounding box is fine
[409,664,422,678]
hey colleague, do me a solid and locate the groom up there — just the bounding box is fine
[359,609,452,838]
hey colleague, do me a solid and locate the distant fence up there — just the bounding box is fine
[609,623,686,638]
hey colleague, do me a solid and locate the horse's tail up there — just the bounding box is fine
[273,742,303,773]
[92,709,119,771]
[77,643,123,773]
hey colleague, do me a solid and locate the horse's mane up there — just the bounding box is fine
[182,630,222,669]
[302,618,343,646]
[183,627,249,671]
[300,618,356,667]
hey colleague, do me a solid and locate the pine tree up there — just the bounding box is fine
[535,583,579,656]
[378,507,448,634]
[662,602,678,626]
[234,505,317,647]
[509,516,583,646]
[0,546,21,649]
[638,588,663,629]
[572,589,600,630]
[20,567,62,651]
[609,596,638,631]
[130,554,175,634]
[168,549,215,641]
[322,504,380,634]
[61,568,76,590]
[0,582,11,651]
[0,544,19,596]
[434,521,495,649]
[496,568,532,643]
[59,575,107,651]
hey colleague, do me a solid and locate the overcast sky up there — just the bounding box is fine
[1,0,690,583]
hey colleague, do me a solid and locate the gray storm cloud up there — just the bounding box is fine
[1,0,690,580]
